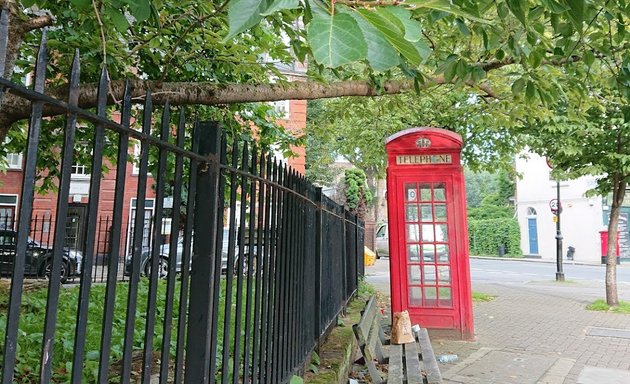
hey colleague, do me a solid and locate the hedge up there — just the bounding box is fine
[468,217,521,257]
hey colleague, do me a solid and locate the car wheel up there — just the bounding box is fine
[145,257,169,279]
[41,259,69,284]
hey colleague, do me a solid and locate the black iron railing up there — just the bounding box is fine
[0,9,364,384]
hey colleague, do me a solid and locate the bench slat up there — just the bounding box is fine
[404,340,424,384]
[367,318,388,363]
[356,296,380,340]
[386,344,404,384]
[415,328,443,384]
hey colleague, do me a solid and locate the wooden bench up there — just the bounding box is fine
[353,296,442,384]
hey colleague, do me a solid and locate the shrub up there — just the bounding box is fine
[468,217,521,256]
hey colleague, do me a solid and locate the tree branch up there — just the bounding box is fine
[20,15,53,32]
[0,75,498,128]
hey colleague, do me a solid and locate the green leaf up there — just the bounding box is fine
[471,66,486,82]
[525,80,536,101]
[129,0,151,22]
[69,0,91,8]
[512,78,526,95]
[108,10,129,33]
[563,0,584,34]
[506,0,527,26]
[261,0,300,15]
[414,39,432,61]
[307,11,367,68]
[404,0,489,23]
[346,10,400,71]
[356,9,421,65]
[583,51,595,67]
[443,60,458,82]
[541,0,570,13]
[226,0,272,39]
[386,7,423,42]
[290,375,304,384]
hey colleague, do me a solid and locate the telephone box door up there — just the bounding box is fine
[397,177,460,330]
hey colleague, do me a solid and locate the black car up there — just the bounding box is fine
[0,230,83,283]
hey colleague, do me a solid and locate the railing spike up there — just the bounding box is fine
[33,31,47,93]
[0,4,9,78]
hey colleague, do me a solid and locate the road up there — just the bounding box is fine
[470,257,630,284]
[365,257,630,299]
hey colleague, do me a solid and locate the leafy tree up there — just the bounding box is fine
[527,92,629,306]
[343,168,372,220]
[2,0,626,133]
[305,89,520,221]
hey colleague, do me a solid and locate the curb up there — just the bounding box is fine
[470,255,612,267]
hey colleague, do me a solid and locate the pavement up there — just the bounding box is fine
[364,258,630,384]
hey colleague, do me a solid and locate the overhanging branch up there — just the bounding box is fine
[0,75,498,128]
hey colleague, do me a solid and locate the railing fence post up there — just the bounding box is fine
[184,121,222,384]
[314,187,323,344]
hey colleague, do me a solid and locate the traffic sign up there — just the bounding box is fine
[549,199,560,212]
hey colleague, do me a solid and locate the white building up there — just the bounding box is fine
[515,152,608,264]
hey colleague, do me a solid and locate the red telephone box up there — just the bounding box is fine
[385,127,474,340]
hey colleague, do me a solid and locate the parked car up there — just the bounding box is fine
[124,228,257,278]
[375,223,389,259]
[0,229,83,283]
[374,223,448,262]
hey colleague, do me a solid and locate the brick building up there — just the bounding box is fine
[1,96,307,258]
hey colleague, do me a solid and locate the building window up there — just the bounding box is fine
[271,100,290,119]
[526,207,537,216]
[126,198,155,256]
[5,153,23,170]
[71,163,89,176]
[0,194,18,228]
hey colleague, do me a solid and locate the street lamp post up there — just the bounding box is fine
[555,180,565,281]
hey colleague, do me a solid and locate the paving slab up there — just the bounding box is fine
[577,366,630,384]
[445,349,556,384]
[586,326,630,340]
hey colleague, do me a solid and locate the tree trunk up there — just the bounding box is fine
[605,174,626,306]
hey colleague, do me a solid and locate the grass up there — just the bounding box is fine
[472,291,496,302]
[0,277,251,382]
[586,299,630,313]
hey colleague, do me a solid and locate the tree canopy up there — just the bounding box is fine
[2,0,628,134]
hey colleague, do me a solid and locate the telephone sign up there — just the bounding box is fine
[385,127,474,341]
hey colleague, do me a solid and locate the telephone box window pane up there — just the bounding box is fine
[424,287,437,302]
[423,265,436,284]
[407,244,420,262]
[437,244,449,262]
[434,204,447,221]
[406,205,419,221]
[434,183,446,201]
[438,266,451,283]
[409,265,421,284]
[422,244,435,262]
[405,184,418,202]
[410,287,422,306]
[436,224,448,242]
[421,224,434,242]
[439,288,452,307]
[420,204,432,221]
[419,184,431,201]
[407,224,420,242]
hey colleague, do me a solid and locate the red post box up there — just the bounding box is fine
[599,230,620,265]
[385,127,474,340]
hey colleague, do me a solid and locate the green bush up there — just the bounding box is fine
[468,217,521,257]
